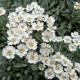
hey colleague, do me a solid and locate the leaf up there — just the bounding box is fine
[30,64,38,71]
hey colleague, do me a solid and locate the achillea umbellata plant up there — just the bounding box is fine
[0,0,80,80]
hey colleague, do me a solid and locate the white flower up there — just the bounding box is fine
[65,67,75,75]
[2,46,16,59]
[40,48,51,57]
[70,73,78,80]
[53,52,64,62]
[56,36,63,42]
[61,57,73,67]
[31,2,38,8]
[42,57,50,66]
[69,43,77,52]
[53,64,63,74]
[44,15,55,25]
[15,15,23,23]
[57,72,69,80]
[45,68,55,79]
[26,51,38,64]
[25,27,33,34]
[6,21,18,28]
[40,43,51,48]
[26,5,33,12]
[48,58,55,67]
[7,28,16,36]
[8,12,17,20]
[18,22,27,29]
[71,31,79,38]
[24,14,35,22]
[42,30,54,42]
[16,27,25,34]
[16,44,28,58]
[36,14,44,20]
[0,7,6,15]
[26,38,37,50]
[63,36,72,43]
[32,21,44,31]
[74,62,80,72]
[15,6,24,12]
[47,24,57,33]
[73,38,80,46]
[74,2,80,10]
[19,32,29,42]
[8,35,20,45]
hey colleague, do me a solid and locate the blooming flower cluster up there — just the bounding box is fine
[2,2,80,80]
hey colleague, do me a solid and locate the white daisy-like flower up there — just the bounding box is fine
[42,57,50,66]
[47,24,57,33]
[8,35,20,45]
[2,46,16,59]
[26,5,33,12]
[24,14,35,22]
[61,57,73,67]
[26,38,37,50]
[31,2,38,8]
[56,36,63,42]
[40,43,51,48]
[18,22,27,29]
[26,51,38,64]
[70,73,78,80]
[48,58,55,67]
[71,31,79,38]
[65,66,75,75]
[69,43,77,52]
[15,6,25,12]
[42,30,54,42]
[57,72,69,80]
[0,7,6,15]
[44,15,55,25]
[25,27,33,34]
[45,68,55,79]
[40,48,51,57]
[19,32,29,42]
[73,38,80,46]
[74,62,80,72]
[6,21,18,28]
[7,28,16,36]
[15,15,23,23]
[16,44,28,58]
[32,21,44,31]
[16,27,25,34]
[63,36,72,43]
[53,64,63,74]
[53,52,64,62]
[8,12,17,20]
[36,14,44,20]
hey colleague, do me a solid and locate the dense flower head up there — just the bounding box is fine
[2,2,80,80]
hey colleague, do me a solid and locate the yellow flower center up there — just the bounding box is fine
[47,72,52,76]
[0,10,2,14]
[7,50,12,56]
[19,47,25,53]
[10,30,14,34]
[30,54,35,60]
[10,38,16,43]
[28,42,34,47]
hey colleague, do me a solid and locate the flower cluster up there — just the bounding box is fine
[2,2,80,80]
